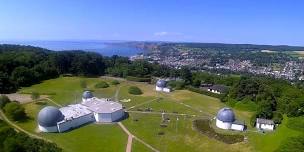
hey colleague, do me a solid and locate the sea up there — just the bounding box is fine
[0,40,142,57]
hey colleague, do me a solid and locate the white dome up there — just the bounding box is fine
[216,107,235,122]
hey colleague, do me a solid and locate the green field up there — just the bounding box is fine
[9,76,302,152]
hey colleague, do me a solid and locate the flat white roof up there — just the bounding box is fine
[59,104,92,120]
[82,97,123,113]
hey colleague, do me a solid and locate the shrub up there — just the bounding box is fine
[0,95,10,109]
[111,80,120,85]
[31,92,40,100]
[272,111,283,124]
[193,119,244,144]
[128,86,143,95]
[95,81,109,88]
[250,114,257,127]
[3,102,27,121]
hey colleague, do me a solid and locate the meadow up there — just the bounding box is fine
[12,76,303,152]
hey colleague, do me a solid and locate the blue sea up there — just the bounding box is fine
[0,40,142,57]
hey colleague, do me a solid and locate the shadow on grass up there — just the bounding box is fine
[193,119,244,144]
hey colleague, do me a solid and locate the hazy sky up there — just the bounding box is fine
[0,0,303,45]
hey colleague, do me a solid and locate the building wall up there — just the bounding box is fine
[156,86,163,91]
[96,113,112,122]
[216,119,231,129]
[256,123,274,130]
[111,109,124,122]
[163,88,171,93]
[57,113,95,132]
[38,125,58,132]
[231,124,244,131]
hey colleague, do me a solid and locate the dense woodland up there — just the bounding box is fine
[0,120,62,152]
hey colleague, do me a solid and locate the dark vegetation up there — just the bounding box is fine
[128,86,143,95]
[94,81,109,88]
[193,119,244,144]
[0,95,27,121]
[111,80,120,85]
[0,120,62,152]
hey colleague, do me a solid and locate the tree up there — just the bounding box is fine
[180,66,192,84]
[3,102,27,121]
[11,66,37,87]
[272,111,283,124]
[3,137,25,152]
[192,79,201,87]
[0,95,10,109]
[128,86,143,95]
[31,92,40,100]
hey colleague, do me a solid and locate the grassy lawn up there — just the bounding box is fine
[247,116,302,152]
[12,76,303,152]
[17,101,127,152]
[132,140,154,152]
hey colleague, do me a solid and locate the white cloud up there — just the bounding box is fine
[154,31,184,37]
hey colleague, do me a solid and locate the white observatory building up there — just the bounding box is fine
[155,79,171,93]
[215,107,245,131]
[38,91,124,133]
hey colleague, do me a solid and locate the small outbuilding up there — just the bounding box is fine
[256,118,275,131]
[207,85,228,94]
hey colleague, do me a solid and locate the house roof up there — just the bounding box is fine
[256,118,275,125]
[209,85,229,93]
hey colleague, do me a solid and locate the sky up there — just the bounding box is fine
[0,0,303,46]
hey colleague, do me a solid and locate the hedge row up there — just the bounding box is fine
[126,76,151,82]
[186,86,224,99]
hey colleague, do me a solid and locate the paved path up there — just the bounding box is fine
[118,122,159,152]
[126,110,200,117]
[118,122,133,152]
[127,98,159,110]
[44,98,63,107]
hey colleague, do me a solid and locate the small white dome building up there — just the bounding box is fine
[215,107,245,131]
[82,91,94,101]
[156,79,171,93]
[38,106,64,132]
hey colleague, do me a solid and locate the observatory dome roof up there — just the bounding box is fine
[82,91,94,99]
[38,106,64,127]
[216,107,235,122]
[156,79,167,88]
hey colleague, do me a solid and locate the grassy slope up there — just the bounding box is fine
[15,77,303,152]
[248,116,302,152]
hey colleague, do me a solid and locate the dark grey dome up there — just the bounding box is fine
[82,91,94,99]
[38,106,64,127]
[156,80,167,88]
[216,107,235,122]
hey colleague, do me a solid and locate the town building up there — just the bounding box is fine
[207,85,228,94]
[256,118,275,131]
[215,107,245,131]
[37,91,124,133]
